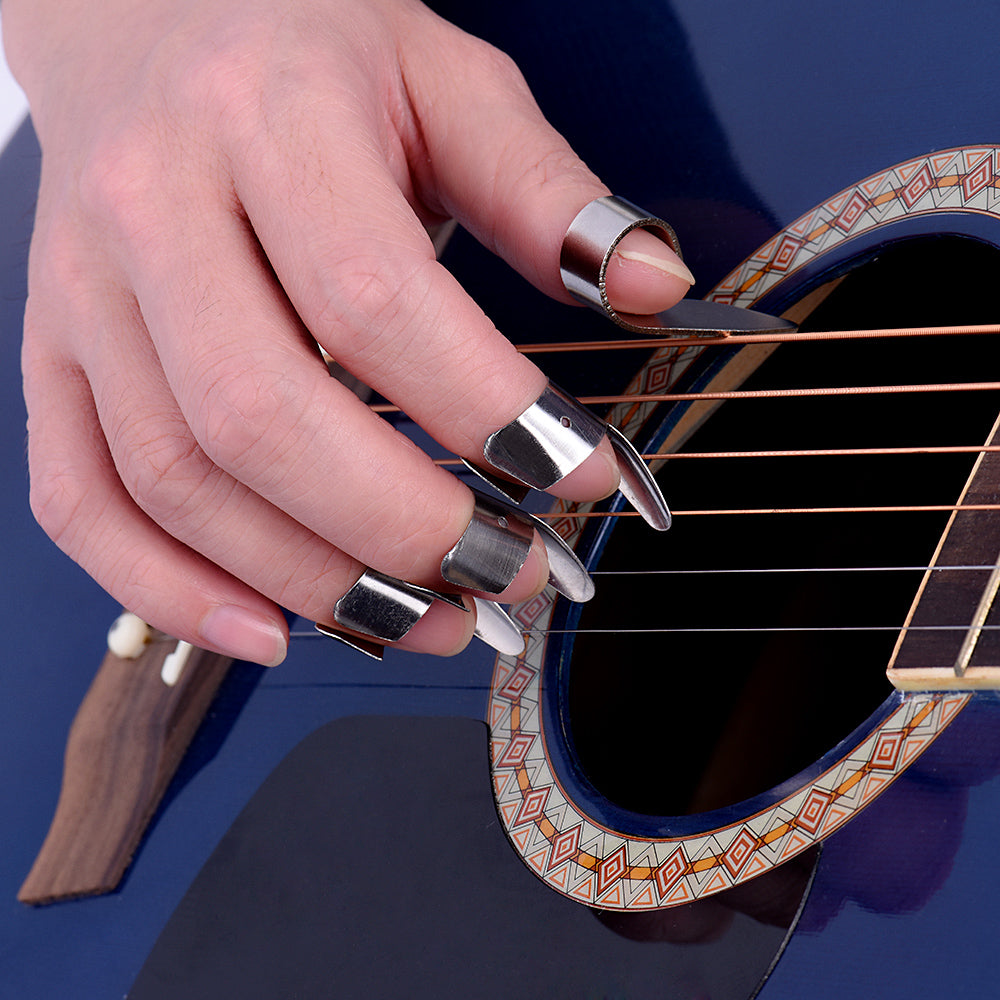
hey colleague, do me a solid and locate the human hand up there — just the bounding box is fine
[4,0,692,664]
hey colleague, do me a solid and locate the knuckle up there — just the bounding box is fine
[116,416,211,523]
[351,479,460,582]
[24,224,116,339]
[19,311,50,379]
[162,31,260,146]
[23,369,95,555]
[500,143,591,206]
[76,130,164,240]
[28,456,91,555]
[268,542,357,618]
[193,357,308,483]
[91,371,220,535]
[75,32,263,235]
[317,251,437,361]
[104,551,175,629]
[327,256,404,342]
[460,34,530,98]
[29,449,160,624]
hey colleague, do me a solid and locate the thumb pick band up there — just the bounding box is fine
[559,195,683,334]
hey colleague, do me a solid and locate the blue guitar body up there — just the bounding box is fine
[4,2,1000,995]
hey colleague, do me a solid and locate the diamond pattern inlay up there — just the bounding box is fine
[870,731,904,771]
[548,825,582,871]
[796,788,834,835]
[597,843,629,896]
[484,146,985,911]
[722,828,758,878]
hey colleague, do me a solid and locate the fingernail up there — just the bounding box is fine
[550,438,621,502]
[473,598,525,655]
[560,194,693,334]
[200,605,288,667]
[616,239,695,286]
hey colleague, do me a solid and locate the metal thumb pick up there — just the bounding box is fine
[560,194,797,339]
[560,195,683,333]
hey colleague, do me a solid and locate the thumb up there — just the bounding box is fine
[605,227,696,315]
[404,15,693,315]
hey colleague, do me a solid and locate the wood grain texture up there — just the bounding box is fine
[888,413,1000,689]
[19,636,234,905]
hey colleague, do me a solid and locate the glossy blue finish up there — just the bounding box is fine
[0,124,498,989]
[128,716,791,1000]
[772,696,1000,997]
[434,0,1000,311]
[5,0,1000,994]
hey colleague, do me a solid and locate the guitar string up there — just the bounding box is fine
[371,323,1000,481]
[371,380,1000,414]
[516,322,1000,353]
[289,558,1000,638]
[530,504,1000,518]
[588,564,993,574]
[577,382,1000,405]
[291,563,1000,639]
[433,445,1000,463]
[289,625,1000,638]
[296,324,1000,642]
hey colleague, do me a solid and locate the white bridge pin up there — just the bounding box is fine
[160,641,194,687]
[106,611,193,687]
[107,611,153,660]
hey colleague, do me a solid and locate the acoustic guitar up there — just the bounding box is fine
[5,2,1000,996]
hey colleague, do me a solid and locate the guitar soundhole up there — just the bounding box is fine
[568,238,1000,817]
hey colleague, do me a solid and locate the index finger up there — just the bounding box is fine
[233,56,677,512]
